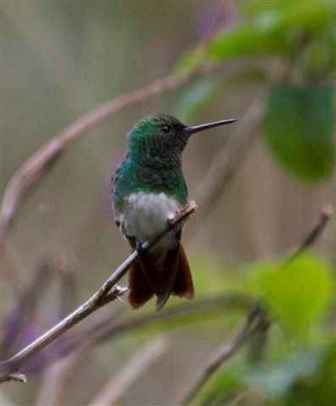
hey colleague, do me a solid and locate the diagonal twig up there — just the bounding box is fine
[180,308,264,405]
[0,202,197,383]
[286,204,334,265]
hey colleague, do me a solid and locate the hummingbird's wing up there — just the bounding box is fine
[155,243,194,310]
[110,153,128,227]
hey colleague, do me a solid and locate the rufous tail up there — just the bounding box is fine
[128,244,194,310]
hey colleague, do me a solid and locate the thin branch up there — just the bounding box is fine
[286,204,334,264]
[12,293,254,366]
[0,261,53,358]
[61,292,256,359]
[0,373,27,384]
[0,202,196,382]
[89,337,168,406]
[181,308,264,405]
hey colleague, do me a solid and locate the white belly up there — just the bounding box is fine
[121,192,181,251]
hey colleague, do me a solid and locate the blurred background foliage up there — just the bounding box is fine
[1,0,336,405]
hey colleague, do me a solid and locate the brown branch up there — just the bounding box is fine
[286,204,334,265]
[0,202,196,383]
[89,337,168,406]
[20,293,255,365]
[0,66,214,248]
[180,308,264,405]
[0,373,27,384]
[62,292,255,359]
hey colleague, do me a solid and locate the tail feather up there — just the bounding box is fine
[128,244,194,310]
[155,246,181,311]
[173,245,194,299]
[128,260,153,308]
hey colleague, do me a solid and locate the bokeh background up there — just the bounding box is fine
[1,1,336,405]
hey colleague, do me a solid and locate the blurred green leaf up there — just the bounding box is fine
[285,342,336,405]
[248,255,333,341]
[246,351,321,399]
[244,0,336,31]
[264,84,335,182]
[300,28,336,80]
[177,1,336,74]
[208,0,336,61]
[208,25,291,60]
[175,46,207,75]
[243,0,296,16]
[197,363,246,406]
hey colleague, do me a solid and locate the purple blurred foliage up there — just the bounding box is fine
[0,258,78,375]
[196,0,239,41]
[0,261,52,358]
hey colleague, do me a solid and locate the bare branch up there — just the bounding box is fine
[0,202,196,383]
[180,309,264,405]
[286,204,334,265]
[61,292,255,359]
[0,373,27,384]
[89,337,168,406]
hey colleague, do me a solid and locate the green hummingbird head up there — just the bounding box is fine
[127,114,237,166]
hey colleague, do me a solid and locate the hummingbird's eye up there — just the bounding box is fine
[162,125,170,133]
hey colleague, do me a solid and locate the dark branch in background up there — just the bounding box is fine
[0,202,196,383]
[180,205,333,404]
[61,292,256,358]
[0,261,53,358]
[248,205,334,365]
[181,308,265,405]
[286,205,334,265]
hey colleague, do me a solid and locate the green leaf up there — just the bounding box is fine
[177,0,336,71]
[244,0,336,31]
[264,84,335,182]
[248,255,333,341]
[197,364,246,406]
[300,28,336,80]
[285,342,336,406]
[208,1,336,61]
[208,24,291,60]
[175,46,207,76]
[246,351,322,399]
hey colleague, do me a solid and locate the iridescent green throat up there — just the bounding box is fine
[113,115,189,209]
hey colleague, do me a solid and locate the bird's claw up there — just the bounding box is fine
[136,241,146,256]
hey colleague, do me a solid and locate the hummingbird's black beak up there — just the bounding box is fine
[185,118,237,136]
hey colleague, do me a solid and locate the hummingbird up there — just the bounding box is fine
[112,114,237,310]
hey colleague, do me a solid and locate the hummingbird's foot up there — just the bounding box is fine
[136,241,147,256]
